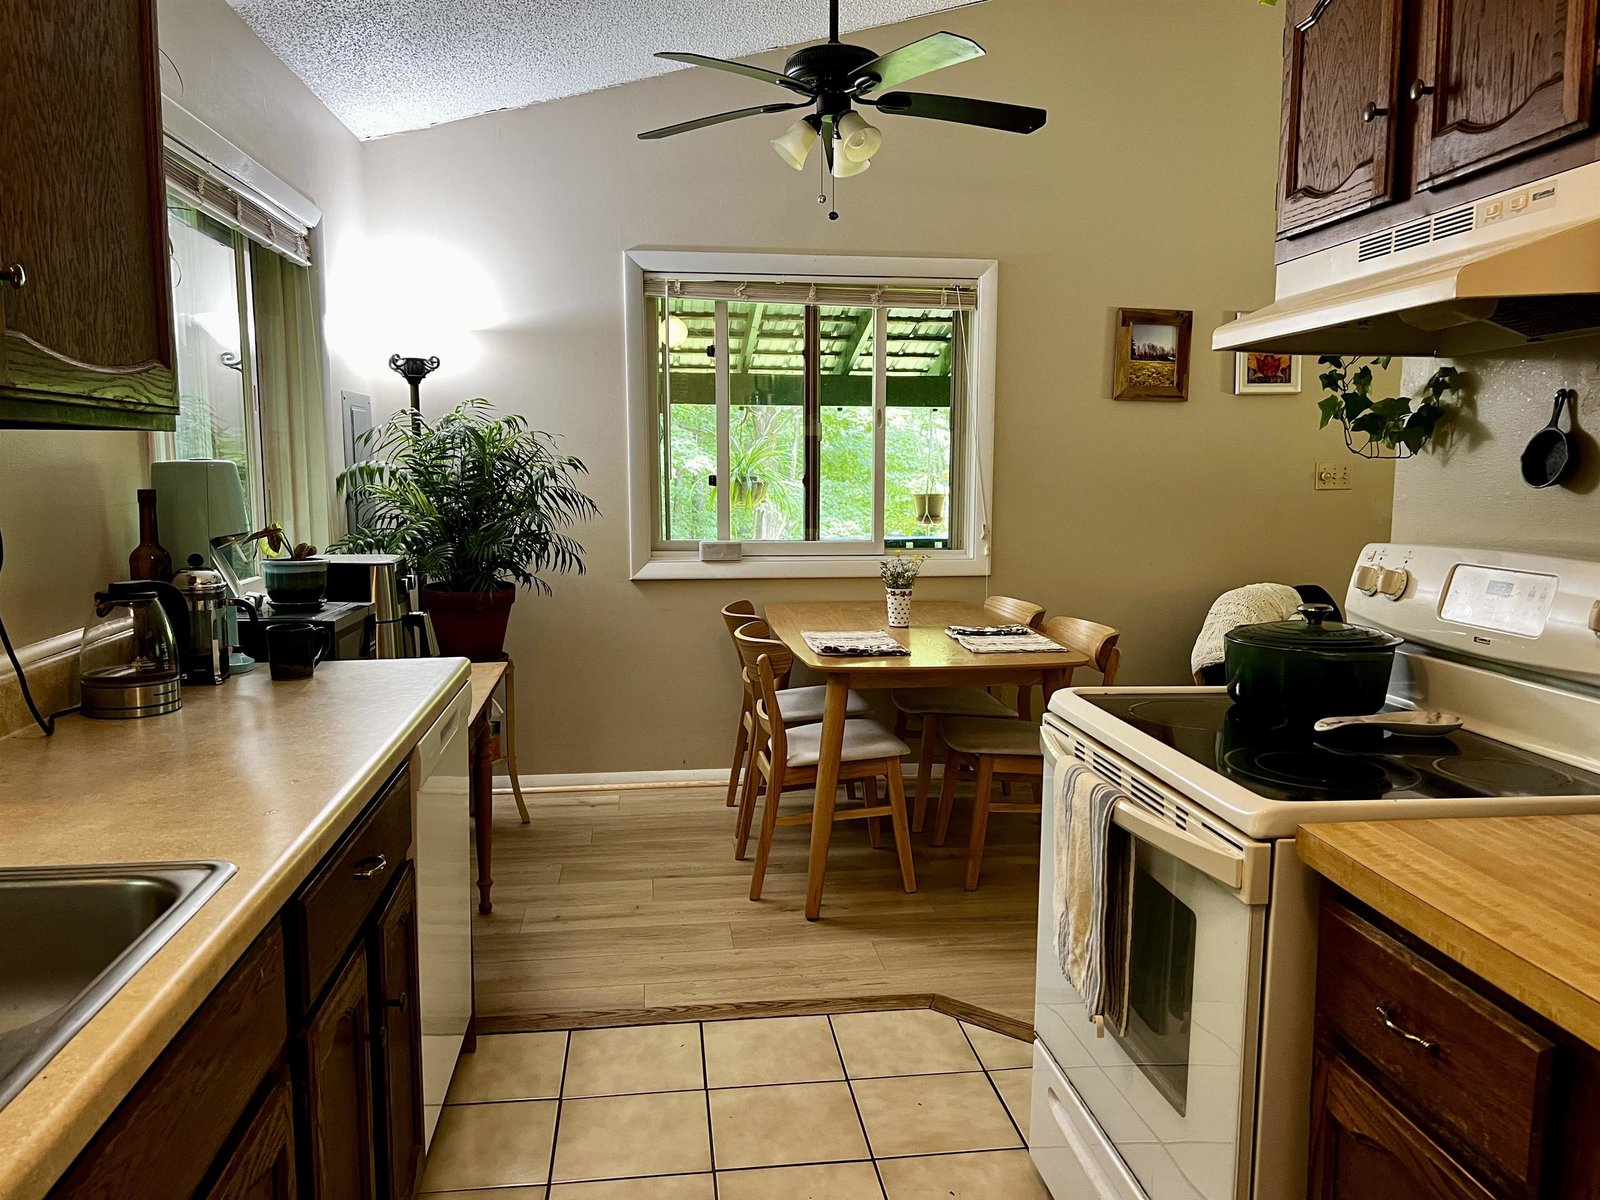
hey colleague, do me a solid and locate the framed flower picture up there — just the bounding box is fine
[1231,318,1302,394]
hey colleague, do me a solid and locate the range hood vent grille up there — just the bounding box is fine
[1355,205,1477,263]
[1491,294,1600,339]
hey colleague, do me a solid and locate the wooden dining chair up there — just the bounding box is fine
[731,621,870,856]
[721,600,759,808]
[891,595,1047,833]
[933,616,1122,889]
[746,652,916,914]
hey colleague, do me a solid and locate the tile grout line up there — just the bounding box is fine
[955,1020,1030,1149]
[827,1012,891,1200]
[698,1020,719,1200]
[546,1028,572,1188]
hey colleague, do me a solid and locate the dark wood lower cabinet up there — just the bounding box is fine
[1309,1047,1496,1200]
[302,945,379,1200]
[200,1075,299,1200]
[373,864,425,1200]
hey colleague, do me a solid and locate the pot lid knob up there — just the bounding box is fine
[1297,603,1336,627]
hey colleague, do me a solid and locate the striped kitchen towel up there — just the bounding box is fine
[1053,763,1136,1036]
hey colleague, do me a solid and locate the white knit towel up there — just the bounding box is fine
[1189,583,1304,679]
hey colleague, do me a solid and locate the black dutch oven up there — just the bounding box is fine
[1223,603,1401,722]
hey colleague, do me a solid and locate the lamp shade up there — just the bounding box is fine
[659,315,689,348]
[831,141,872,177]
[771,117,820,171]
[836,111,883,163]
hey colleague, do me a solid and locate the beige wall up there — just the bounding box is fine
[360,0,1395,772]
[0,1,367,650]
[1394,339,1600,555]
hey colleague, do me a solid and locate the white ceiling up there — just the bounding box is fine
[226,0,978,140]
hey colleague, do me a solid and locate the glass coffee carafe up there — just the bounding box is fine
[79,590,182,719]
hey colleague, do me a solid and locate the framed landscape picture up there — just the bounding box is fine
[1114,308,1191,401]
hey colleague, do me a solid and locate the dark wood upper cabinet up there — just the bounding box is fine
[302,947,379,1200]
[0,0,178,430]
[1412,0,1599,187]
[372,863,425,1200]
[1278,0,1407,234]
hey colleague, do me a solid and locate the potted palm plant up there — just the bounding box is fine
[335,398,598,661]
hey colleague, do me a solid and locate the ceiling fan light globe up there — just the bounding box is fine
[771,118,819,170]
[836,111,883,162]
[831,143,871,177]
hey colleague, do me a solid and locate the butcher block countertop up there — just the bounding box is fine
[1298,815,1600,1050]
[0,657,468,1200]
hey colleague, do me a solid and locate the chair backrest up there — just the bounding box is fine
[733,619,795,693]
[721,600,758,651]
[984,595,1046,629]
[752,653,788,770]
[1044,615,1122,685]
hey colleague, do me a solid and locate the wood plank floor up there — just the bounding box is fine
[472,781,1041,1027]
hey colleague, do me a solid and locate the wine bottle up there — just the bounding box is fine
[129,488,172,582]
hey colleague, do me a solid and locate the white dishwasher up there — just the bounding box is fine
[410,680,472,1148]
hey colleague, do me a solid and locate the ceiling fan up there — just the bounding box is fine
[638,0,1046,215]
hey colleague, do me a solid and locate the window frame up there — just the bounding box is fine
[624,250,998,580]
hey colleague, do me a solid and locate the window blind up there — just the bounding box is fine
[644,275,977,311]
[164,150,313,266]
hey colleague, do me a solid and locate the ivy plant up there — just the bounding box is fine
[1316,357,1461,456]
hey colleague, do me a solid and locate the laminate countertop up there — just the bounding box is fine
[1298,815,1600,1049]
[0,657,468,1200]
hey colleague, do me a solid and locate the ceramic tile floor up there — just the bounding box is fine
[421,1008,1047,1199]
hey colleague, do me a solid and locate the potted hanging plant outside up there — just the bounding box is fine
[335,398,599,662]
[910,475,946,526]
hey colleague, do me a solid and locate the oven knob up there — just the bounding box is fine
[1589,600,1600,635]
[1354,565,1381,596]
[1377,568,1409,600]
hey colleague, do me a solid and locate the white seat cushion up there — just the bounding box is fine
[940,716,1044,758]
[784,719,909,768]
[778,685,871,724]
[891,687,1017,719]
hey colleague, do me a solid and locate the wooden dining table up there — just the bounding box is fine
[764,599,1091,920]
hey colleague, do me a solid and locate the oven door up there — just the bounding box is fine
[1036,721,1269,1200]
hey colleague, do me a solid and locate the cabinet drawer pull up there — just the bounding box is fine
[0,263,24,289]
[1362,102,1390,123]
[352,853,389,880]
[1408,79,1434,102]
[1376,1004,1438,1054]
[387,991,409,1012]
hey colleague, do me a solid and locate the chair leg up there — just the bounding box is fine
[965,757,997,891]
[501,658,530,824]
[748,764,786,901]
[725,701,751,808]
[864,777,883,849]
[913,713,942,833]
[934,751,964,847]
[734,746,762,860]
[885,758,917,893]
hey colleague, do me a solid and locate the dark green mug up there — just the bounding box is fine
[266,622,333,681]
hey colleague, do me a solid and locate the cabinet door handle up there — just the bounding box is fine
[352,853,389,880]
[1362,102,1390,123]
[387,991,410,1012]
[1376,1004,1438,1054]
[1408,79,1434,102]
[0,263,24,289]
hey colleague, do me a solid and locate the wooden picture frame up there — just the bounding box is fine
[1114,308,1192,401]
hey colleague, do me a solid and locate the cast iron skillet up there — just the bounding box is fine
[1521,388,1579,488]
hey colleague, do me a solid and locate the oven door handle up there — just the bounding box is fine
[1111,799,1243,892]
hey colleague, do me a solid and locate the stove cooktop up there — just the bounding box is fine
[1084,693,1600,804]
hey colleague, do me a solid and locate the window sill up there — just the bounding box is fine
[631,554,990,581]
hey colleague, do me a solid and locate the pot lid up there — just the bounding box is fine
[1225,603,1402,653]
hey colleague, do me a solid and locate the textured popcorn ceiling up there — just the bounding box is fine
[226,0,977,139]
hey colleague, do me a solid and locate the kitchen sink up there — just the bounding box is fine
[0,861,235,1111]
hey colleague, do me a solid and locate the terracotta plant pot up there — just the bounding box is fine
[422,584,516,661]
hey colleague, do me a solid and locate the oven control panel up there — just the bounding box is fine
[1439,564,1558,638]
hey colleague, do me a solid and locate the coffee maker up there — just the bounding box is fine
[171,556,259,684]
[321,553,437,658]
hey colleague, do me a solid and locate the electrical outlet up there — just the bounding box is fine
[1315,462,1351,491]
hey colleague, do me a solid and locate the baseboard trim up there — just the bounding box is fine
[508,764,943,795]
[476,993,1033,1042]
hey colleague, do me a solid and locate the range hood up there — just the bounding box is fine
[1215,163,1600,357]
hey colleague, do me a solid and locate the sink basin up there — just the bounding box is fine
[0,861,235,1111]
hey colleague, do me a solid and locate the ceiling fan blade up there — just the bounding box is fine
[638,100,812,140]
[655,52,814,96]
[873,91,1047,134]
[851,32,984,93]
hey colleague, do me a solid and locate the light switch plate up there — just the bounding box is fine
[1315,462,1352,491]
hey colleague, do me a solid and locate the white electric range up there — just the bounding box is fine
[1030,543,1600,1200]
